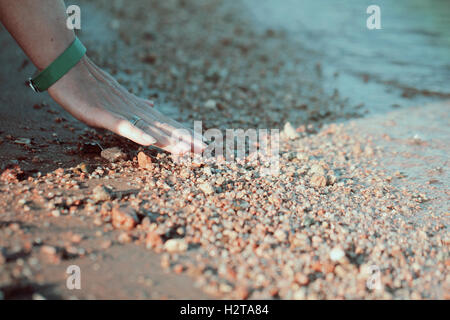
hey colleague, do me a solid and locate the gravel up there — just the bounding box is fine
[0,0,447,301]
[91,185,112,203]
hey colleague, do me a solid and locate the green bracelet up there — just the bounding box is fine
[27,37,86,93]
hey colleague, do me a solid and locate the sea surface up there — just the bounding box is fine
[243,0,450,113]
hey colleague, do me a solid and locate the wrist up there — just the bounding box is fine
[47,55,89,96]
[29,37,86,93]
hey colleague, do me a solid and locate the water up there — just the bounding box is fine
[243,0,450,113]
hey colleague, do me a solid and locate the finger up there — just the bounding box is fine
[132,112,194,154]
[132,102,206,154]
[134,120,192,155]
[173,127,207,154]
[135,101,205,152]
[98,109,157,146]
[116,120,157,146]
[142,116,206,154]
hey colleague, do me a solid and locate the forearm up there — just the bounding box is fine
[0,0,75,70]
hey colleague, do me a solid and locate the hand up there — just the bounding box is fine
[48,56,205,155]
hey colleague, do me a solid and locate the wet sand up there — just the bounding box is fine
[0,0,448,299]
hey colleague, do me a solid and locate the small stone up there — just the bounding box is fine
[142,53,157,64]
[137,152,153,169]
[330,247,345,262]
[32,293,46,300]
[112,206,139,230]
[71,234,82,244]
[180,168,190,179]
[327,175,337,185]
[91,185,112,203]
[93,217,103,226]
[40,245,60,264]
[310,174,327,187]
[51,209,61,217]
[14,138,31,145]
[118,232,132,243]
[274,229,287,242]
[216,176,225,186]
[283,122,300,140]
[164,238,188,253]
[161,254,170,268]
[204,99,217,109]
[293,288,306,300]
[309,164,325,176]
[101,147,127,162]
[173,264,184,274]
[0,250,5,265]
[199,182,214,195]
[203,167,212,176]
[353,143,362,155]
[146,231,163,249]
[40,245,57,256]
[32,156,41,163]
[235,286,250,300]
[365,146,374,157]
[294,273,309,286]
[418,230,428,240]
[109,19,120,30]
[100,240,112,249]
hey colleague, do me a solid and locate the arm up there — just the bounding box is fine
[0,0,204,154]
[0,0,74,70]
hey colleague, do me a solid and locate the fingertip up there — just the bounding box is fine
[142,133,157,145]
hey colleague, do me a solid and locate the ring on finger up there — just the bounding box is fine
[130,116,143,127]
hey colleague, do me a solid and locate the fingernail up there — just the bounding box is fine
[142,134,156,145]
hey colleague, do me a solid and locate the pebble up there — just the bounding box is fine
[111,206,139,230]
[365,146,374,157]
[234,286,250,300]
[293,288,306,300]
[32,293,46,300]
[118,232,132,243]
[146,231,163,249]
[283,122,300,140]
[294,273,309,286]
[204,99,217,109]
[274,229,287,242]
[91,185,112,203]
[310,174,327,187]
[173,264,184,274]
[101,147,127,162]
[309,164,325,176]
[164,238,188,253]
[198,182,214,195]
[14,138,31,145]
[40,245,57,256]
[330,247,345,262]
[71,234,83,244]
[100,240,112,249]
[51,209,61,217]
[40,245,60,264]
[137,151,153,169]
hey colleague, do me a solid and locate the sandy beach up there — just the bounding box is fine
[0,0,448,299]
